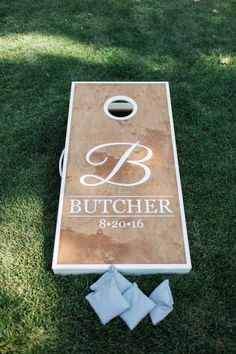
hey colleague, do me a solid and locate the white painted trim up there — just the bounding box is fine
[70,81,169,84]
[53,263,191,275]
[52,81,191,274]
[165,82,192,271]
[52,83,75,270]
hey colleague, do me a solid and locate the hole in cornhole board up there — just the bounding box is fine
[108,100,133,117]
[104,95,138,120]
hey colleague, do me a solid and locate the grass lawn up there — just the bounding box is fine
[0,0,235,353]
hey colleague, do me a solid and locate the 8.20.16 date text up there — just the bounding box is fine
[99,219,144,229]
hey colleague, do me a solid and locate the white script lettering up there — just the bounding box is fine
[80,142,153,187]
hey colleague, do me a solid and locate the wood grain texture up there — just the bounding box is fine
[57,83,187,265]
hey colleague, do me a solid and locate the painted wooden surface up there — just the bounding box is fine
[53,82,191,273]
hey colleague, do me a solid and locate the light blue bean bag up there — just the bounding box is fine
[149,279,174,325]
[120,283,156,330]
[86,277,130,325]
[90,265,132,293]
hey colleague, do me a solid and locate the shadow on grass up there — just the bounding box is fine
[1,0,236,59]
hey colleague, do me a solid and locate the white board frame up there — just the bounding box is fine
[52,82,192,275]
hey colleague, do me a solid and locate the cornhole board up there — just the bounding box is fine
[52,82,191,274]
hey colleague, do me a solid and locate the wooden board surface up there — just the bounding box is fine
[52,82,191,274]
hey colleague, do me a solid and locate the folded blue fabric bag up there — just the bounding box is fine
[90,265,132,293]
[149,279,174,325]
[120,283,156,330]
[86,277,130,325]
